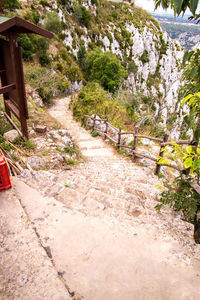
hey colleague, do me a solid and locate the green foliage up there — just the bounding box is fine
[17,34,50,65]
[64,145,76,155]
[25,65,70,103]
[0,136,13,151]
[65,158,77,165]
[157,176,200,224]
[22,139,36,150]
[57,0,68,5]
[139,50,150,64]
[72,4,91,27]
[72,82,131,127]
[1,0,21,11]
[84,48,127,93]
[53,47,83,83]
[39,0,51,7]
[44,12,62,34]
[181,49,200,96]
[118,149,126,154]
[32,11,40,24]
[154,0,199,20]
[0,114,13,135]
[77,45,86,69]
[91,130,100,137]
[17,34,35,61]
[128,61,138,74]
[39,53,51,67]
[158,142,200,175]
[181,92,200,142]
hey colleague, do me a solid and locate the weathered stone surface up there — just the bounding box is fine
[3,96,200,300]
[26,156,45,169]
[4,129,19,142]
[35,125,47,133]
[0,188,71,299]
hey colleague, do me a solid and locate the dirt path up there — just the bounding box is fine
[2,96,200,299]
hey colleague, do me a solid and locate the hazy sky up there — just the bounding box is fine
[134,0,198,15]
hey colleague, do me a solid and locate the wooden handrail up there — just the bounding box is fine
[85,114,194,176]
[135,135,163,142]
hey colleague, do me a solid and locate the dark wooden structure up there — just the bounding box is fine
[0,16,53,138]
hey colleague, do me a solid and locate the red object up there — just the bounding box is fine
[0,154,12,191]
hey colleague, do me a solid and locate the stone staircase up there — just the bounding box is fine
[12,96,200,299]
[19,97,197,257]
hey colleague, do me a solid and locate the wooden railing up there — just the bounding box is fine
[85,114,192,176]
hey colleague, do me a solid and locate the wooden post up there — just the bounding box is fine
[104,117,109,140]
[132,127,138,159]
[155,133,169,176]
[117,126,122,150]
[93,114,96,131]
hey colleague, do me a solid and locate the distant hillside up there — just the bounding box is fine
[153,14,200,50]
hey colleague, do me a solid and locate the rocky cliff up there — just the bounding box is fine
[16,0,184,136]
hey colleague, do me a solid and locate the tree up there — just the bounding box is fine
[0,0,21,12]
[84,48,128,93]
[154,0,200,22]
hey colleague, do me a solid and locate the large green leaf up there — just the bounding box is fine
[190,67,198,79]
[190,0,199,15]
[193,157,200,170]
[181,93,193,106]
[186,145,192,154]
[182,51,193,65]
[184,156,193,168]
[174,0,184,14]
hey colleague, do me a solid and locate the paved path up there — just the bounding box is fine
[1,96,200,299]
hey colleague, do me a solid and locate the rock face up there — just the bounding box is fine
[56,0,184,134]
[4,130,19,142]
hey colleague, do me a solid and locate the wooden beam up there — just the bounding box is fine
[5,99,20,119]
[4,112,23,136]
[0,83,16,94]
[135,135,163,143]
[104,134,118,144]
[132,150,157,162]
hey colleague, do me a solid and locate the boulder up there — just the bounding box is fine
[4,129,19,142]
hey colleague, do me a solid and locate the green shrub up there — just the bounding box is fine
[72,4,91,27]
[17,35,50,64]
[53,47,83,83]
[157,176,200,225]
[32,12,40,24]
[72,82,131,128]
[84,48,128,93]
[91,130,100,137]
[139,50,149,64]
[39,0,51,7]
[0,117,13,136]
[25,65,70,103]
[44,12,62,34]
[64,145,76,155]
[17,34,35,61]
[2,0,21,11]
[77,45,86,69]
[39,53,51,66]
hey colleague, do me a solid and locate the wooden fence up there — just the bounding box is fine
[85,114,192,176]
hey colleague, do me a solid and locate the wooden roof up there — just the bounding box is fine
[0,16,53,38]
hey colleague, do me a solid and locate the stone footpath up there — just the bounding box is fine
[1,96,200,299]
